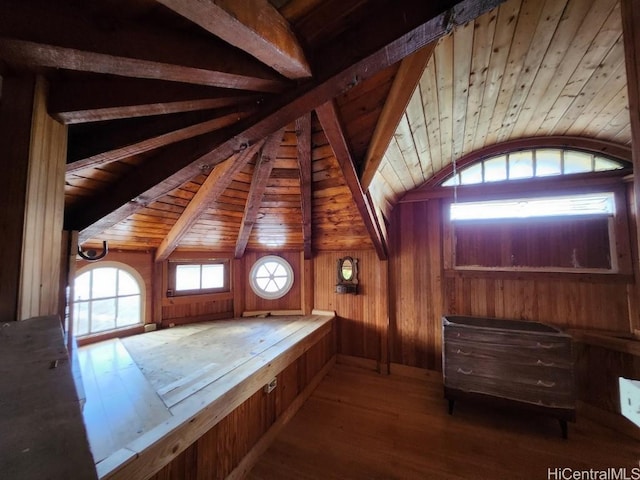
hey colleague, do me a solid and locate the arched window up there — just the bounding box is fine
[249,255,294,300]
[73,263,144,337]
[442,148,627,186]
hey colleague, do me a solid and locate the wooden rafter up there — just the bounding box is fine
[296,114,313,259]
[67,109,253,174]
[49,78,259,124]
[0,0,284,92]
[155,142,264,262]
[68,0,506,240]
[234,130,285,258]
[360,43,437,190]
[315,100,387,260]
[155,0,311,80]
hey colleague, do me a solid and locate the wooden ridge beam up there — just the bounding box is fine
[155,142,264,262]
[360,43,436,190]
[49,78,260,124]
[315,100,387,260]
[296,114,313,259]
[234,130,285,258]
[68,0,505,241]
[155,0,311,80]
[67,109,254,174]
[0,0,284,92]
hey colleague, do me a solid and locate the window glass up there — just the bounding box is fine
[176,264,201,291]
[483,156,507,182]
[73,264,143,338]
[508,151,533,179]
[459,162,483,185]
[249,256,294,300]
[595,156,623,172]
[564,151,592,174]
[535,149,562,177]
[202,264,225,289]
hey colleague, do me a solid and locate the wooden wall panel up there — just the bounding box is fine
[243,251,302,312]
[0,75,36,323]
[389,200,633,370]
[389,200,443,370]
[314,250,387,362]
[149,326,335,480]
[19,77,68,320]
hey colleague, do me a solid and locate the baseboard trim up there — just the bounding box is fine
[577,400,640,442]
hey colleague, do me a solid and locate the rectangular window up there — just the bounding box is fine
[448,192,618,273]
[168,259,230,296]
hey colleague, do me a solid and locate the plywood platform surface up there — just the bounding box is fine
[78,314,333,478]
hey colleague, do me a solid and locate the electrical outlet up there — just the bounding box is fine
[619,377,640,427]
[264,378,277,394]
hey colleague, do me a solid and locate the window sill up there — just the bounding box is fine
[75,324,145,347]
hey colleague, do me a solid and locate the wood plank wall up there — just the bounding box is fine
[314,250,388,362]
[389,199,633,371]
[18,77,68,320]
[148,325,335,480]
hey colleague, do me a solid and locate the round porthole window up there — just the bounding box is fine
[249,255,294,300]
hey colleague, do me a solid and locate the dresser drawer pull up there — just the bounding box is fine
[536,342,555,349]
[536,360,555,367]
[537,380,556,388]
[456,349,471,356]
[457,368,473,375]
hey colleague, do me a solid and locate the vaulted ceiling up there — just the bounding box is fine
[0,0,631,259]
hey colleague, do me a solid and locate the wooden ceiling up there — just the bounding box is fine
[0,0,632,258]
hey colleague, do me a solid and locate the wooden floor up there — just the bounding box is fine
[249,362,640,480]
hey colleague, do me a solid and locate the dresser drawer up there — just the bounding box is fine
[444,338,572,367]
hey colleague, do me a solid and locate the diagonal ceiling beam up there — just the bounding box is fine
[155,0,311,80]
[296,114,313,259]
[49,78,260,124]
[316,100,387,260]
[155,141,264,262]
[360,43,437,190]
[234,129,285,258]
[0,0,285,92]
[68,0,506,241]
[67,109,254,174]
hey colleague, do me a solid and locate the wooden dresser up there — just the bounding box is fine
[442,315,575,438]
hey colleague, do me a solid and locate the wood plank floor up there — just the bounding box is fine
[248,363,640,480]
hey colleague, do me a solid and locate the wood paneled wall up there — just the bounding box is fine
[19,77,68,320]
[389,199,634,370]
[148,325,335,480]
[0,75,68,322]
[314,250,388,362]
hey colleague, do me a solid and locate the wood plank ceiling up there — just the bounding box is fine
[0,0,631,257]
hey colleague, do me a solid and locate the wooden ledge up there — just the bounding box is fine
[568,328,640,356]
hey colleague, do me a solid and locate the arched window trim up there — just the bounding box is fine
[74,261,146,337]
[421,137,632,189]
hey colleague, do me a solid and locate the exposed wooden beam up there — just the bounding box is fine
[49,78,260,124]
[621,0,640,334]
[315,100,387,260]
[0,0,285,92]
[296,114,313,259]
[234,130,285,258]
[69,0,505,240]
[67,109,253,174]
[360,43,436,190]
[155,142,264,262]
[155,0,311,80]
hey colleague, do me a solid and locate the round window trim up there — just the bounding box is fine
[249,255,294,300]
